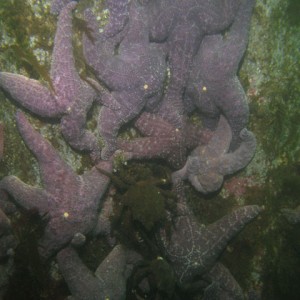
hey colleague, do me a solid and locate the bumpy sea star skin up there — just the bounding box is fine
[103,0,130,38]
[0,2,109,161]
[56,244,142,300]
[185,0,255,149]
[145,0,242,128]
[157,196,263,284]
[83,0,166,159]
[50,0,72,14]
[202,262,245,300]
[0,111,112,258]
[117,112,212,169]
[172,116,256,194]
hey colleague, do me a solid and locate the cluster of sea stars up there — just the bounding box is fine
[0,0,264,299]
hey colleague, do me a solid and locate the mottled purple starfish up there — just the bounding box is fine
[83,0,166,159]
[172,116,256,194]
[185,0,255,149]
[0,111,112,258]
[157,191,263,284]
[0,2,116,161]
[145,0,242,128]
[56,244,142,300]
[117,112,212,169]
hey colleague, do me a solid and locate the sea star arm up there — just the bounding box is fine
[82,10,121,86]
[84,77,121,110]
[99,96,142,159]
[219,78,250,149]
[0,176,48,213]
[103,0,130,38]
[201,0,255,79]
[218,128,256,176]
[224,0,256,67]
[15,111,77,193]
[82,9,106,71]
[0,73,61,117]
[204,116,232,156]
[157,21,201,127]
[50,1,90,111]
[60,94,102,162]
[134,112,176,137]
[50,0,71,14]
[199,205,263,270]
[56,247,104,300]
[57,244,142,299]
[202,262,245,300]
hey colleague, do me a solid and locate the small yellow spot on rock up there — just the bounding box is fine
[63,212,69,218]
[67,106,71,112]
[143,84,149,90]
[202,86,207,92]
[175,128,180,132]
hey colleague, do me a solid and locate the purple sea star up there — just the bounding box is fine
[157,191,263,284]
[185,0,255,149]
[56,244,142,300]
[83,0,166,159]
[172,116,256,194]
[145,0,242,127]
[117,112,212,169]
[0,2,116,161]
[0,111,112,258]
